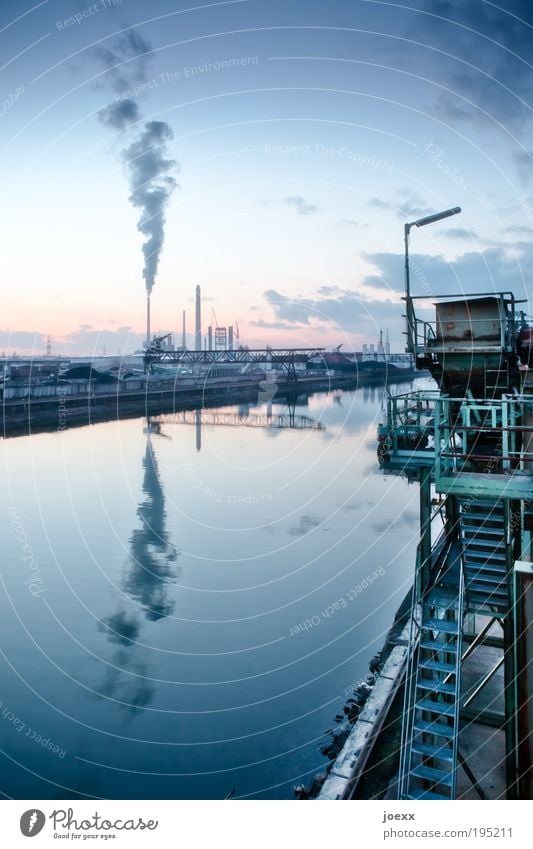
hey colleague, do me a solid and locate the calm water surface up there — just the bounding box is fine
[0,380,431,799]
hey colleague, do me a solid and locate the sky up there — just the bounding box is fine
[1,0,533,356]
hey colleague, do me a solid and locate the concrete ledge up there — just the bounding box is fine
[317,632,409,800]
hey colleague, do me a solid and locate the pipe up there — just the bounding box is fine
[195,284,202,351]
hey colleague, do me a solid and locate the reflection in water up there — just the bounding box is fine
[195,409,201,452]
[125,435,180,620]
[360,378,417,406]
[98,425,180,714]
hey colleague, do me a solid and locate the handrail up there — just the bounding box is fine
[404,290,519,301]
[398,544,422,798]
[452,554,465,799]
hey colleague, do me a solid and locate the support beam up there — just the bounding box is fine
[419,466,432,592]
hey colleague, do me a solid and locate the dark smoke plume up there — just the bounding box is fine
[96,28,178,293]
[123,122,177,293]
[99,98,140,131]
[94,28,152,94]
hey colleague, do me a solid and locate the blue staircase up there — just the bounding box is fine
[400,575,464,800]
[459,499,509,616]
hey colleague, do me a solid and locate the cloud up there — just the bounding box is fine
[264,289,314,324]
[257,241,533,342]
[336,217,364,228]
[362,242,533,299]
[259,196,319,215]
[0,326,147,357]
[284,196,319,215]
[439,227,478,240]
[317,285,340,295]
[514,150,533,182]
[408,2,533,131]
[60,325,146,355]
[505,223,533,237]
[0,330,47,353]
[367,191,433,220]
[367,197,390,212]
[262,287,402,336]
[250,318,303,330]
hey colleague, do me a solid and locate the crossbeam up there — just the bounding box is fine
[145,347,325,370]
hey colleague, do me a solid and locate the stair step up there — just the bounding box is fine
[463,539,505,551]
[417,678,456,696]
[466,574,507,587]
[464,566,507,580]
[467,590,509,608]
[467,593,508,610]
[461,512,504,522]
[411,741,454,762]
[415,698,455,716]
[406,789,450,800]
[467,587,507,599]
[422,619,459,634]
[413,719,454,739]
[465,572,507,586]
[425,588,460,608]
[465,560,507,581]
[462,507,504,517]
[461,527,505,538]
[420,640,458,654]
[462,538,505,550]
[411,764,453,786]
[464,550,507,569]
[419,658,456,674]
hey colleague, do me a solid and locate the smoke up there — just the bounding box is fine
[96,28,178,294]
[94,28,152,94]
[123,122,177,293]
[99,97,140,131]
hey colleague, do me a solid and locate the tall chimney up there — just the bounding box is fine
[146,294,151,346]
[208,326,213,350]
[228,326,234,351]
[195,284,202,351]
[182,310,186,348]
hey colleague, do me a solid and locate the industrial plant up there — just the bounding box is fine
[315,208,533,802]
[1,282,416,435]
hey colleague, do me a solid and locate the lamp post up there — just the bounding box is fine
[404,206,461,353]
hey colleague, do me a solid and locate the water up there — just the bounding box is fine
[0,380,429,799]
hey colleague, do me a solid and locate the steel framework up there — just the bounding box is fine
[144,346,326,379]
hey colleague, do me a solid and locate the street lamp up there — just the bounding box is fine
[404,206,461,353]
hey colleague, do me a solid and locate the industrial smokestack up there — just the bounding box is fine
[182,310,186,348]
[228,326,234,351]
[195,285,202,351]
[146,294,151,346]
[208,326,213,350]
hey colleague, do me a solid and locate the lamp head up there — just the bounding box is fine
[412,206,461,229]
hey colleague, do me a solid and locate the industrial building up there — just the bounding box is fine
[320,208,532,801]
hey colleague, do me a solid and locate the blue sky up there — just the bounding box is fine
[1,0,532,355]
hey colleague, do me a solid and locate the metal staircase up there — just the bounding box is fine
[400,570,464,800]
[459,499,509,616]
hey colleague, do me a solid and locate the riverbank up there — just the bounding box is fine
[1,371,422,438]
[313,587,413,800]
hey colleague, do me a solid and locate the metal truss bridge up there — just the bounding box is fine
[148,410,325,431]
[144,346,325,379]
